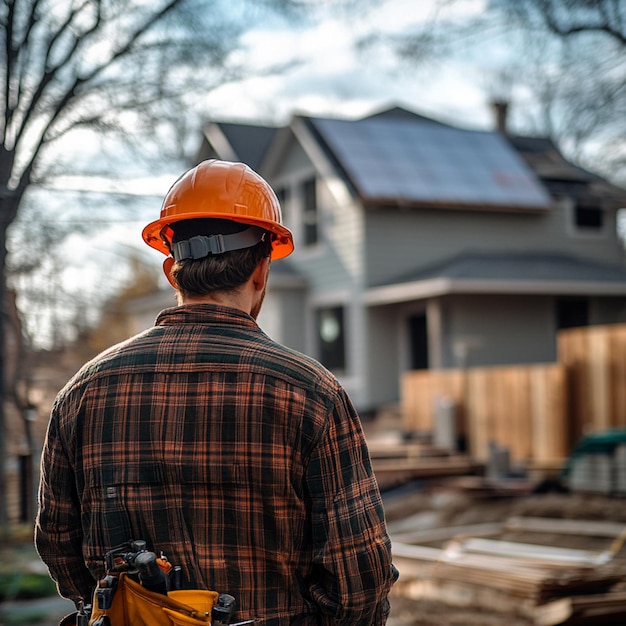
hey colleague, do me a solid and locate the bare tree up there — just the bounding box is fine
[490,0,626,175]
[0,0,356,535]
[497,0,626,44]
[359,0,626,181]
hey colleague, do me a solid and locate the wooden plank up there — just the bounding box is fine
[389,522,503,545]
[609,326,626,428]
[558,326,590,443]
[531,365,568,462]
[589,328,610,431]
[505,516,626,539]
[365,440,426,459]
[372,456,478,474]
[534,591,626,626]
[393,542,584,578]
[455,537,608,566]
[466,370,488,461]
[400,371,419,431]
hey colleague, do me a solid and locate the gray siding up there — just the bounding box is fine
[366,306,402,408]
[440,294,557,368]
[321,180,365,288]
[365,201,623,286]
[589,298,626,326]
[277,290,307,353]
[277,140,313,177]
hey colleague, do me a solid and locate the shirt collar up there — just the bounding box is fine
[155,303,259,329]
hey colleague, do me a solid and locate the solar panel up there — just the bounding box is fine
[312,117,552,209]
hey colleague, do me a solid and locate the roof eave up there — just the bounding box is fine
[362,197,553,213]
[365,277,626,306]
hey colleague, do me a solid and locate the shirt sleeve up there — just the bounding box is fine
[304,387,399,625]
[35,405,95,605]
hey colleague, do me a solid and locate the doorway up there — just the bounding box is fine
[408,312,429,370]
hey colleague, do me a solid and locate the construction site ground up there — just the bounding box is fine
[383,483,626,626]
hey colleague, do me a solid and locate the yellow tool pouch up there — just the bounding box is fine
[88,573,219,626]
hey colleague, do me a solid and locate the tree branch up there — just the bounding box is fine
[2,0,17,142]
[11,1,183,191]
[12,1,104,149]
[541,0,626,45]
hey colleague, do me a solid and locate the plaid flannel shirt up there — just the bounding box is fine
[36,304,398,625]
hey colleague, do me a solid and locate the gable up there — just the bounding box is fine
[198,121,278,171]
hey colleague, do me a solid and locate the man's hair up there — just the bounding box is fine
[170,218,273,297]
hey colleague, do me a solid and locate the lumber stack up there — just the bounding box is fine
[390,516,626,625]
[367,438,482,490]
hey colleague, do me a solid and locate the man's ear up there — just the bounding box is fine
[163,257,177,289]
[251,256,270,291]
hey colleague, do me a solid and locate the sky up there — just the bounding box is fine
[201,0,497,129]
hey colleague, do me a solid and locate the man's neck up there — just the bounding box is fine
[177,290,251,315]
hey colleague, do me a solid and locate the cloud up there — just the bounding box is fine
[198,0,498,127]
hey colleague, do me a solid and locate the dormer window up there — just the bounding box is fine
[574,201,603,230]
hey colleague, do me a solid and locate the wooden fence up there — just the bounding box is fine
[402,322,626,466]
[402,364,567,464]
[559,324,626,439]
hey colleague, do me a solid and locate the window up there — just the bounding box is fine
[302,178,318,246]
[557,297,589,330]
[574,202,603,230]
[317,306,345,371]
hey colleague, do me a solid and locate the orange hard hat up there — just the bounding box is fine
[142,159,294,260]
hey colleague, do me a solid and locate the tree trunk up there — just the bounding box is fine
[0,186,27,538]
[0,220,8,538]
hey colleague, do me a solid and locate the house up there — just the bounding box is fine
[132,104,626,414]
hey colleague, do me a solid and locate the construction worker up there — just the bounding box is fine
[36,160,398,625]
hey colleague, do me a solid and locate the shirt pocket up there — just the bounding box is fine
[83,462,167,560]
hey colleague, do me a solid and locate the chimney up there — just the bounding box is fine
[491,100,509,134]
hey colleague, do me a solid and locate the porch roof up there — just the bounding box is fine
[365,252,626,305]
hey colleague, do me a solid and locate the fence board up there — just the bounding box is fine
[559,323,626,441]
[531,366,568,462]
[558,327,590,441]
[609,326,626,429]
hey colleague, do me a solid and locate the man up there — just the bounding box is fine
[36,159,398,625]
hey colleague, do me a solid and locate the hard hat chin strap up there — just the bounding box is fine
[171,226,267,261]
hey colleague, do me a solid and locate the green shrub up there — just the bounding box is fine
[0,572,57,601]
[0,609,49,625]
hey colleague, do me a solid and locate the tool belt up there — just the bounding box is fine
[88,572,219,626]
[58,539,246,626]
